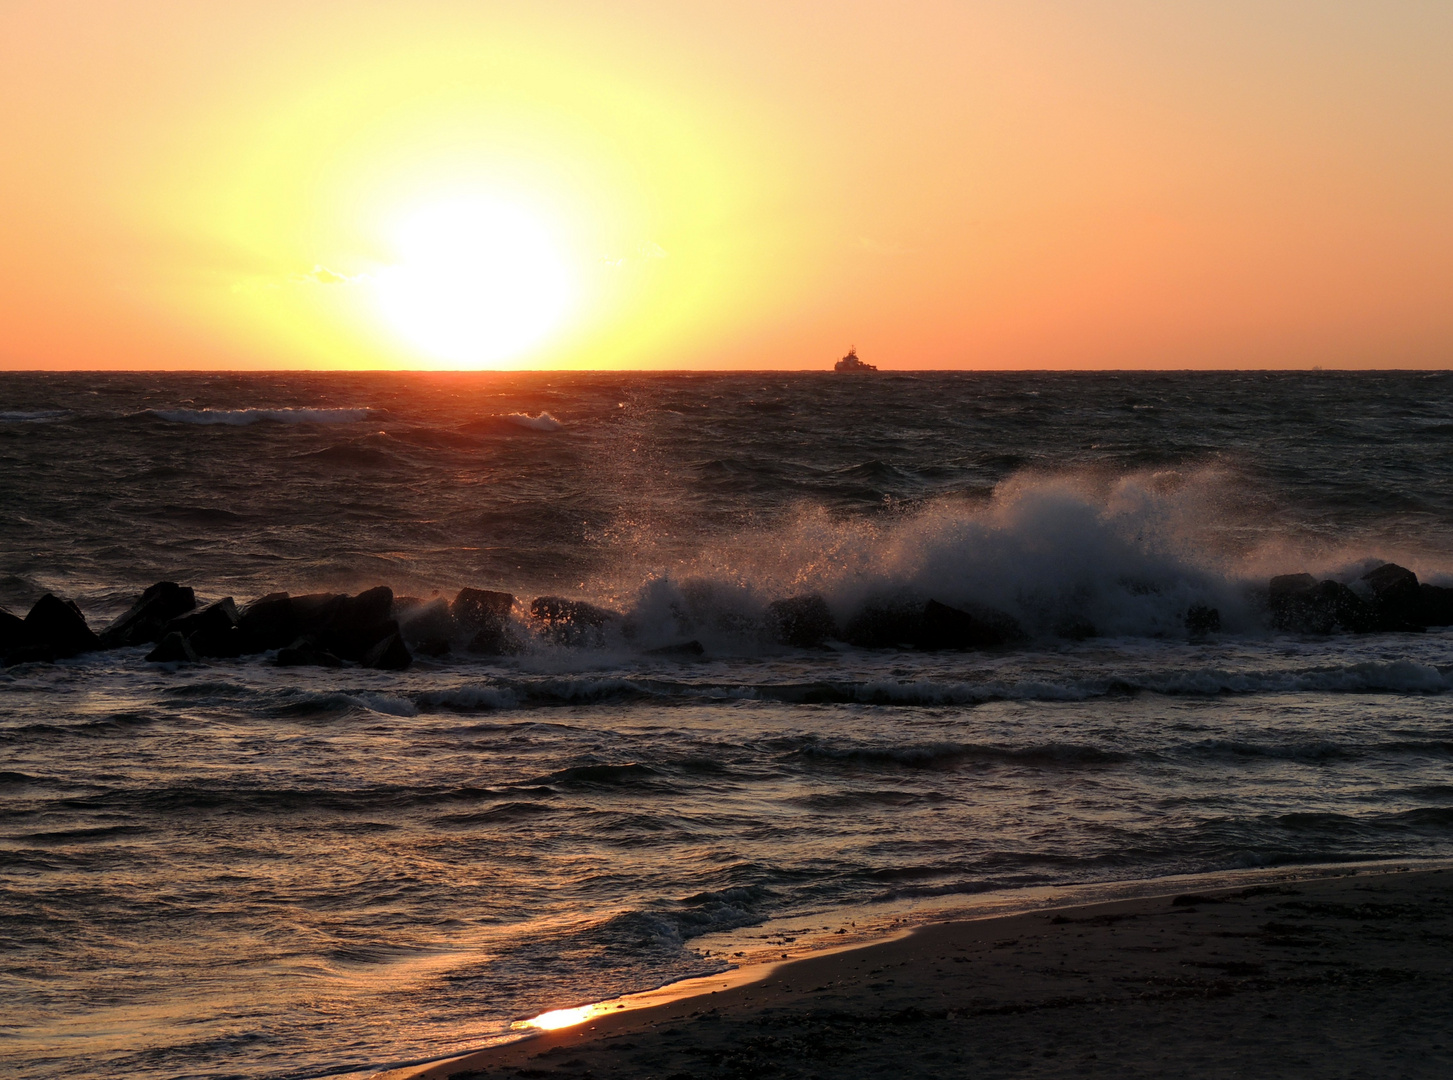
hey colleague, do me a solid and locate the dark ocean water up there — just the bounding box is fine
[3,370,1453,1078]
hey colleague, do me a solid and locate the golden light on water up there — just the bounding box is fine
[373,197,575,368]
[524,1005,599,1031]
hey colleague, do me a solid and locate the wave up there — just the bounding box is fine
[146,407,372,426]
[0,409,70,423]
[503,411,563,431]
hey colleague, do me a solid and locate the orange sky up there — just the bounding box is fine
[2,0,1450,370]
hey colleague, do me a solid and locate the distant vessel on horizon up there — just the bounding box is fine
[834,346,877,373]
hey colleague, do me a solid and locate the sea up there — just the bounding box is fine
[3,370,1452,1079]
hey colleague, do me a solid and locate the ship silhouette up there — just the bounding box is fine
[834,346,877,373]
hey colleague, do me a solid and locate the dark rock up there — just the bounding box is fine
[914,599,1024,650]
[9,594,102,662]
[1360,563,1425,631]
[163,598,243,658]
[363,632,412,670]
[292,593,346,635]
[1267,575,1374,634]
[452,588,514,629]
[237,592,298,652]
[450,588,519,655]
[338,585,393,627]
[0,607,23,652]
[326,587,398,660]
[1186,605,1221,636]
[146,631,199,664]
[646,640,705,657]
[1420,583,1453,628]
[100,582,196,648]
[1055,617,1098,641]
[529,596,617,646]
[765,595,836,648]
[276,636,343,668]
[398,598,458,645]
[842,600,925,649]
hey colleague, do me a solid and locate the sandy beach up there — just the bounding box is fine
[375,867,1453,1080]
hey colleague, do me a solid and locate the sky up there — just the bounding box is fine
[1,0,1450,371]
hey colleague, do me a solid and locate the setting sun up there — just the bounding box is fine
[373,198,574,368]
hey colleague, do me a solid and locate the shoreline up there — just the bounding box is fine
[365,858,1453,1079]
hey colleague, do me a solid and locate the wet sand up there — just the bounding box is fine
[376,867,1453,1079]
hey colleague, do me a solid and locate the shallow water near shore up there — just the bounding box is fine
[3,371,1453,1079]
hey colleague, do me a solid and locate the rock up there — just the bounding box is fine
[0,607,23,652]
[8,593,102,663]
[452,588,519,654]
[646,640,705,657]
[163,598,242,658]
[327,587,397,660]
[237,592,298,652]
[398,598,458,652]
[842,599,925,649]
[1055,617,1098,641]
[339,585,393,627]
[292,593,346,635]
[146,631,199,664]
[915,599,1024,650]
[765,595,836,648]
[363,632,412,670]
[275,636,343,668]
[1267,574,1374,634]
[1360,563,1425,631]
[529,596,617,646]
[99,582,196,648]
[1186,605,1221,636]
[1420,583,1453,628]
[452,587,514,629]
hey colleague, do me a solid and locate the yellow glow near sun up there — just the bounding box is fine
[373,198,575,368]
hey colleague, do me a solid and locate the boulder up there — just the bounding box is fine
[1267,574,1373,634]
[292,593,346,635]
[915,599,1025,650]
[451,588,517,654]
[1054,617,1098,641]
[99,582,196,648]
[765,594,836,648]
[275,636,343,668]
[529,596,617,647]
[1360,563,1425,631]
[1185,605,1221,636]
[163,598,243,658]
[398,598,458,654]
[842,600,925,649]
[7,594,102,663]
[1420,584,1453,628]
[146,631,199,664]
[363,632,412,670]
[326,587,397,660]
[237,592,298,652]
[0,607,23,653]
[452,587,514,628]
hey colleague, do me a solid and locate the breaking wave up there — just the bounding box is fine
[502,411,563,431]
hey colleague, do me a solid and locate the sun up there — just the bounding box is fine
[373,197,574,367]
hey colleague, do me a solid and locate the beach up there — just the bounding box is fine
[380,866,1453,1079]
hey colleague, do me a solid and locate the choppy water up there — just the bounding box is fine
[3,371,1452,1079]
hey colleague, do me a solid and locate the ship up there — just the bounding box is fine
[834,346,877,373]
